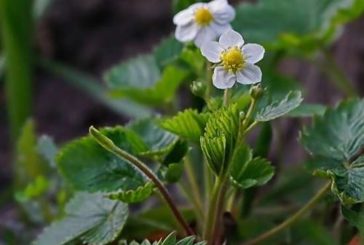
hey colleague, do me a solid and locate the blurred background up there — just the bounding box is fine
[0,0,363,243]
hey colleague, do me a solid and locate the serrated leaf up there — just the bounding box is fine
[107,182,154,203]
[34,192,128,245]
[57,127,153,202]
[201,104,239,175]
[301,99,364,203]
[232,0,363,54]
[230,145,274,189]
[154,37,183,68]
[255,91,303,122]
[128,118,179,157]
[160,109,210,142]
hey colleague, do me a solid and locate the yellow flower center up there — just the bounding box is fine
[220,46,245,73]
[194,8,213,26]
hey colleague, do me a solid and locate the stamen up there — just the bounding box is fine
[194,8,213,26]
[220,46,245,73]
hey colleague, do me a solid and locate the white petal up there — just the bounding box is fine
[194,26,218,47]
[175,23,199,42]
[219,29,244,49]
[173,8,194,26]
[212,66,236,89]
[201,41,223,63]
[242,44,265,64]
[209,0,235,24]
[236,64,262,85]
[210,22,232,36]
[190,2,206,11]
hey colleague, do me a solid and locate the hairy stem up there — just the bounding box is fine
[90,126,194,236]
[223,89,230,106]
[203,177,228,244]
[243,181,331,245]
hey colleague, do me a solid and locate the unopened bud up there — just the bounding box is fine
[190,81,207,98]
[249,85,263,99]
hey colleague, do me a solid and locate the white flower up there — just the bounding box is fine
[201,29,265,89]
[173,0,235,47]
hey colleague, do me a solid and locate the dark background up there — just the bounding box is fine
[0,0,363,237]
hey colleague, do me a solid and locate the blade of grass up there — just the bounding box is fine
[0,0,34,142]
[38,59,153,118]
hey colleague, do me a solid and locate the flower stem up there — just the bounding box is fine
[223,89,230,106]
[89,126,195,236]
[203,177,228,244]
[242,181,331,245]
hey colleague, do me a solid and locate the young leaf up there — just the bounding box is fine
[57,127,153,203]
[160,109,210,142]
[128,118,179,157]
[301,99,364,203]
[107,182,155,203]
[201,104,239,175]
[34,192,128,245]
[255,90,303,122]
[230,145,274,189]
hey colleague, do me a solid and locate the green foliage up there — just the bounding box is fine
[107,182,155,203]
[154,37,184,68]
[57,127,153,203]
[255,90,303,122]
[128,118,179,157]
[230,145,274,189]
[288,103,327,118]
[342,206,364,235]
[232,0,364,54]
[201,104,240,175]
[34,192,129,245]
[160,109,210,142]
[301,99,364,203]
[120,232,205,245]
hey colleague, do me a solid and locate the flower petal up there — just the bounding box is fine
[173,8,194,26]
[201,41,223,63]
[242,44,265,64]
[236,64,262,85]
[210,22,232,36]
[175,22,199,42]
[209,0,235,24]
[219,29,244,49]
[194,26,218,47]
[212,66,236,89]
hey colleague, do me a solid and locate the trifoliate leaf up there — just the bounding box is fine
[255,90,303,122]
[128,118,179,157]
[154,36,183,68]
[201,104,239,175]
[34,192,128,245]
[232,0,364,54]
[57,127,153,203]
[160,109,210,142]
[230,145,274,189]
[301,99,364,203]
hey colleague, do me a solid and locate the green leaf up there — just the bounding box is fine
[163,140,188,166]
[34,192,128,245]
[255,90,303,122]
[301,99,364,203]
[160,109,210,142]
[230,145,274,189]
[107,182,154,203]
[37,135,58,168]
[154,36,183,68]
[57,127,153,202]
[232,0,363,54]
[201,104,239,175]
[159,163,184,183]
[106,55,188,106]
[128,118,179,157]
[287,103,326,118]
[15,175,49,202]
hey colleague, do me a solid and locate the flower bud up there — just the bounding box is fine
[190,81,207,98]
[249,85,263,99]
